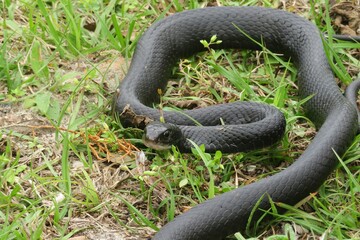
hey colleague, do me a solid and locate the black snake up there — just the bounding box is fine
[115,6,359,239]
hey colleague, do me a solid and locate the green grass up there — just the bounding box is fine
[1,0,359,239]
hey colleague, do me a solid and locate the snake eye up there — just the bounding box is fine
[161,130,171,141]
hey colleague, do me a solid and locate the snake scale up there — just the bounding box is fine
[115,6,359,240]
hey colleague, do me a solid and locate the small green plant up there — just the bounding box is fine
[200,34,223,50]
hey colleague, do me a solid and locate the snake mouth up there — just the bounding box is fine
[142,135,172,150]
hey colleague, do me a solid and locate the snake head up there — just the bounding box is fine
[143,122,182,150]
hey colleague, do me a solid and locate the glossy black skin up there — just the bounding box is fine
[116,6,358,240]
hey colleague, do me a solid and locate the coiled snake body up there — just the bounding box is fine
[116,6,358,240]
